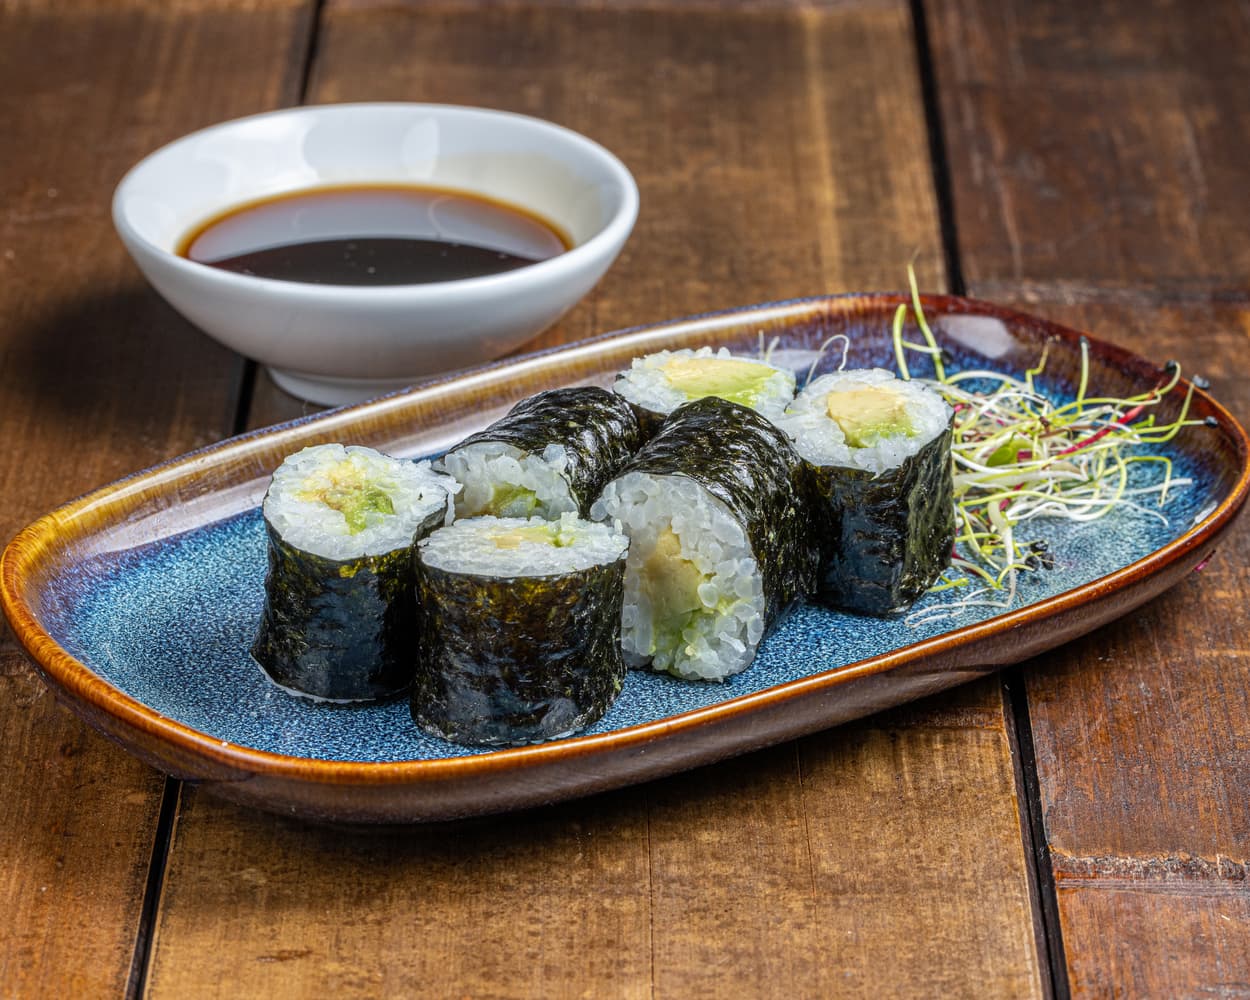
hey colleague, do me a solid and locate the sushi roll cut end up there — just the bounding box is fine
[263,444,455,560]
[781,368,950,472]
[781,370,955,615]
[656,354,783,408]
[614,347,796,431]
[253,444,454,703]
[439,442,576,520]
[418,512,626,576]
[413,514,629,747]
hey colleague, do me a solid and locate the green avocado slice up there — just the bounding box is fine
[825,384,915,448]
[661,356,775,408]
[298,460,395,534]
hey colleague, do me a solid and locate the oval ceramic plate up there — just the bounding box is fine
[3,295,1247,823]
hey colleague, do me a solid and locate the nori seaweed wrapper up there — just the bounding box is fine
[807,427,955,615]
[620,398,666,440]
[252,504,446,701]
[411,557,627,746]
[449,386,642,516]
[616,395,818,631]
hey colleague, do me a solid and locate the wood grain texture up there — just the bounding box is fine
[146,682,1040,1000]
[1058,888,1250,999]
[927,0,1250,292]
[150,4,1045,997]
[797,722,1041,997]
[983,301,1250,997]
[246,0,945,427]
[0,1,311,994]
[925,0,1250,988]
[926,1,1250,988]
[644,714,1040,998]
[147,785,654,998]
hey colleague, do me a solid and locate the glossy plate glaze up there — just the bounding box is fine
[3,295,1247,823]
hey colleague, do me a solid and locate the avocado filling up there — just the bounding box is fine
[483,482,540,518]
[661,356,775,408]
[488,521,576,550]
[297,460,396,534]
[638,528,716,656]
[824,385,915,448]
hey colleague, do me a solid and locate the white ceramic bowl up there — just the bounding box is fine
[113,103,639,406]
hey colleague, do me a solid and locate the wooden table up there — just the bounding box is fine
[2,1,1247,996]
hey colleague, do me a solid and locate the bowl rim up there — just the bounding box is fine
[110,101,640,299]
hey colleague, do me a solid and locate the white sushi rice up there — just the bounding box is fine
[613,346,795,423]
[264,444,457,561]
[592,472,765,682]
[779,368,950,472]
[438,441,578,520]
[419,513,628,577]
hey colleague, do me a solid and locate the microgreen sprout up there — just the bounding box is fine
[806,334,851,383]
[895,266,1208,626]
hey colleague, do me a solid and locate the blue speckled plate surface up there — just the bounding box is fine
[58,456,1209,763]
[6,294,1246,822]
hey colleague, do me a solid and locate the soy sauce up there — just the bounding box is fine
[178,184,570,285]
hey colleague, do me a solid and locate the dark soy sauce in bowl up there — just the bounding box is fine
[179,184,571,286]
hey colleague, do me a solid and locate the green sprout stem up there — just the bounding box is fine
[895,266,1208,626]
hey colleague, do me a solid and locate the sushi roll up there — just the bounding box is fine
[613,346,796,437]
[593,396,817,682]
[411,514,629,746]
[437,386,642,520]
[251,444,457,702]
[780,368,954,615]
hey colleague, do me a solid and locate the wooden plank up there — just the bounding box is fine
[986,300,1250,996]
[1058,888,1250,999]
[150,3,1047,998]
[147,785,654,997]
[926,0,1250,988]
[309,0,947,312]
[0,1,311,995]
[927,0,1250,293]
[797,721,1041,997]
[246,0,946,427]
[149,681,1039,1000]
[644,707,1040,999]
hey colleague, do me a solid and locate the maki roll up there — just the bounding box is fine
[437,386,641,520]
[613,346,796,437]
[780,368,954,614]
[252,444,456,702]
[412,514,629,746]
[593,396,817,681]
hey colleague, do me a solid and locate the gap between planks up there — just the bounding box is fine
[909,0,1068,996]
[124,7,326,995]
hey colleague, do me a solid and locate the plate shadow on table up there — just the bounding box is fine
[5,287,247,440]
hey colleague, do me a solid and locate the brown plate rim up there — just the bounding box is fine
[3,292,1248,794]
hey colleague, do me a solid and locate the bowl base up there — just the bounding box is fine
[268,367,419,407]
